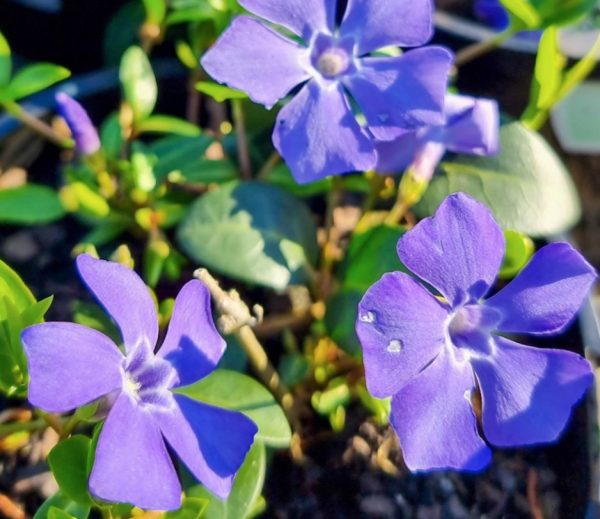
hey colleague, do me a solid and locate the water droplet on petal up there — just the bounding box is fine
[360,311,375,323]
[387,339,403,353]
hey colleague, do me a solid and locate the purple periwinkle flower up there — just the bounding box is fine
[22,255,257,510]
[356,193,596,471]
[55,93,101,156]
[375,94,499,180]
[474,0,511,31]
[201,0,453,184]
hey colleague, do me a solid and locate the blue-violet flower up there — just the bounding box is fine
[201,0,453,184]
[55,93,101,156]
[22,255,257,510]
[356,193,596,471]
[375,93,500,180]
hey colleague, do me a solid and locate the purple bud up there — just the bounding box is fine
[55,92,101,155]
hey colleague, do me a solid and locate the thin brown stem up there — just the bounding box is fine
[257,151,281,181]
[3,101,74,149]
[455,29,515,67]
[232,99,252,180]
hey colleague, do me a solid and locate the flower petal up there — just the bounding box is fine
[374,130,422,173]
[397,193,505,306]
[55,93,101,155]
[356,272,449,398]
[472,336,593,446]
[340,0,433,55]
[273,81,376,183]
[390,350,491,471]
[157,281,225,387]
[346,47,452,140]
[89,393,181,510]
[485,243,596,335]
[21,323,123,413]
[443,95,500,156]
[201,16,311,109]
[158,394,257,499]
[238,0,336,41]
[76,254,158,353]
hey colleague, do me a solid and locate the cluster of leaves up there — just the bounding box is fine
[0,0,597,517]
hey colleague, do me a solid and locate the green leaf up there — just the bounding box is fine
[340,225,406,292]
[0,185,66,224]
[137,115,201,137]
[178,369,292,448]
[416,122,581,237]
[48,508,77,519]
[99,113,123,160]
[0,260,35,311]
[165,497,208,519]
[186,441,266,519]
[6,63,70,100]
[278,353,310,387]
[119,46,157,121]
[324,289,363,357]
[499,229,535,279]
[176,40,199,70]
[500,0,541,28]
[0,31,11,87]
[556,35,600,102]
[48,436,93,505]
[195,81,247,103]
[150,135,213,182]
[143,0,167,24]
[166,5,217,25]
[535,0,597,27]
[533,27,565,108]
[33,493,89,519]
[177,181,318,290]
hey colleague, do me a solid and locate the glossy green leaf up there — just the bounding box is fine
[340,225,406,292]
[500,0,541,28]
[131,142,157,192]
[48,436,93,505]
[324,289,363,357]
[177,181,318,290]
[0,31,11,87]
[176,40,199,70]
[120,46,157,121]
[0,185,66,224]
[534,27,564,108]
[150,135,213,182]
[0,260,35,311]
[186,441,266,519]
[143,0,167,24]
[33,493,89,519]
[48,508,77,519]
[166,5,217,25]
[99,113,123,160]
[165,497,208,519]
[499,229,535,279]
[177,369,292,447]
[195,81,247,102]
[535,0,597,27]
[6,63,70,100]
[137,115,201,137]
[417,122,581,237]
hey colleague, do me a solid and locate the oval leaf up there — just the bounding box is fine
[177,181,318,290]
[186,441,266,519]
[416,122,581,237]
[0,185,66,224]
[48,436,93,506]
[119,46,157,121]
[177,369,292,448]
[0,31,11,87]
[6,63,70,100]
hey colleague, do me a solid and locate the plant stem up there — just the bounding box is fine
[455,29,516,67]
[194,269,300,432]
[231,99,252,180]
[384,195,410,225]
[60,414,82,440]
[257,151,281,181]
[2,100,74,149]
[0,418,47,437]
